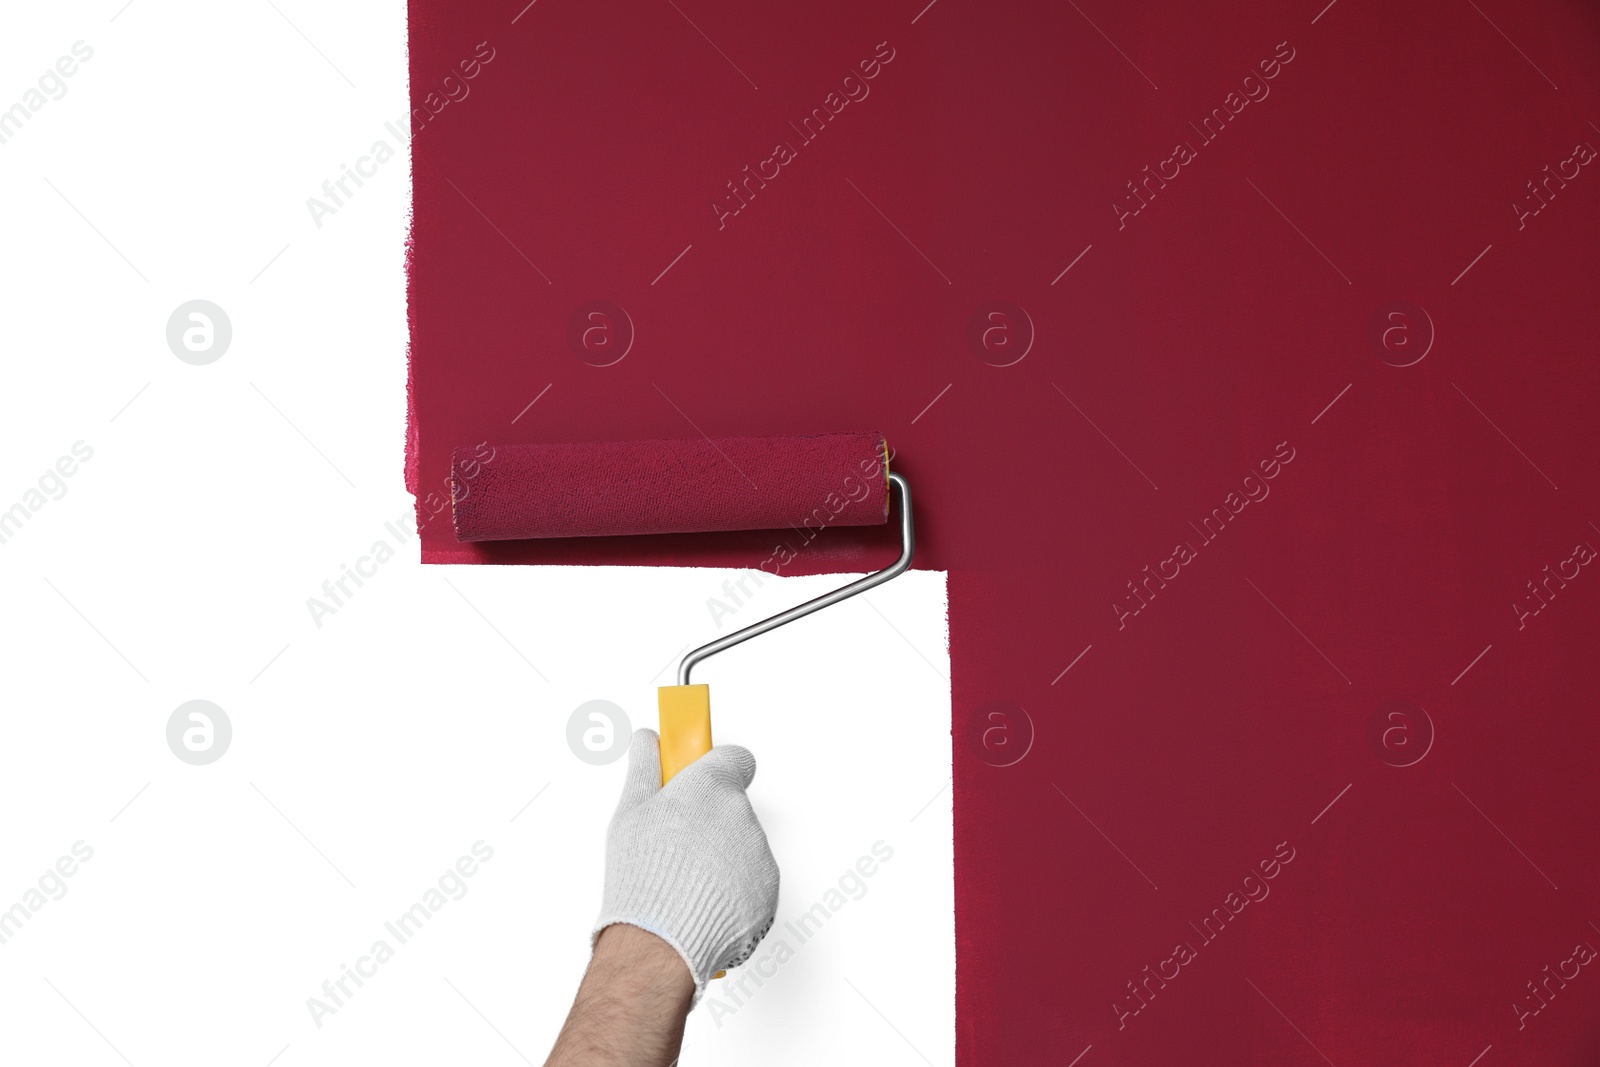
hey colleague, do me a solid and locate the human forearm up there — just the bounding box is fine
[544,922,694,1067]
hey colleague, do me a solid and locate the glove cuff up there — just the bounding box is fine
[592,846,745,1005]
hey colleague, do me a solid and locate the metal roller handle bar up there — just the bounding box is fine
[678,472,914,686]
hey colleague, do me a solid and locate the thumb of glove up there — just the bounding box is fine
[613,727,662,814]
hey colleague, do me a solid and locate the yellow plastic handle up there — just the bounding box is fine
[657,683,712,785]
[656,683,723,978]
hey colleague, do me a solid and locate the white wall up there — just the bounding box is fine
[0,4,953,1064]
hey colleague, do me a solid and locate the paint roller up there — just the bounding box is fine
[449,431,913,786]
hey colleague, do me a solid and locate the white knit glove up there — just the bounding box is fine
[593,728,780,1004]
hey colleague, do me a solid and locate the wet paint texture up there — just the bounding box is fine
[408,0,1600,1061]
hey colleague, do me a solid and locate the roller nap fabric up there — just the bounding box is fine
[451,432,888,542]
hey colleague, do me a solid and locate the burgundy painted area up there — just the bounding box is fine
[408,1,1600,1062]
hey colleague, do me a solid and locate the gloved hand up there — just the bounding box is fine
[593,728,780,1005]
